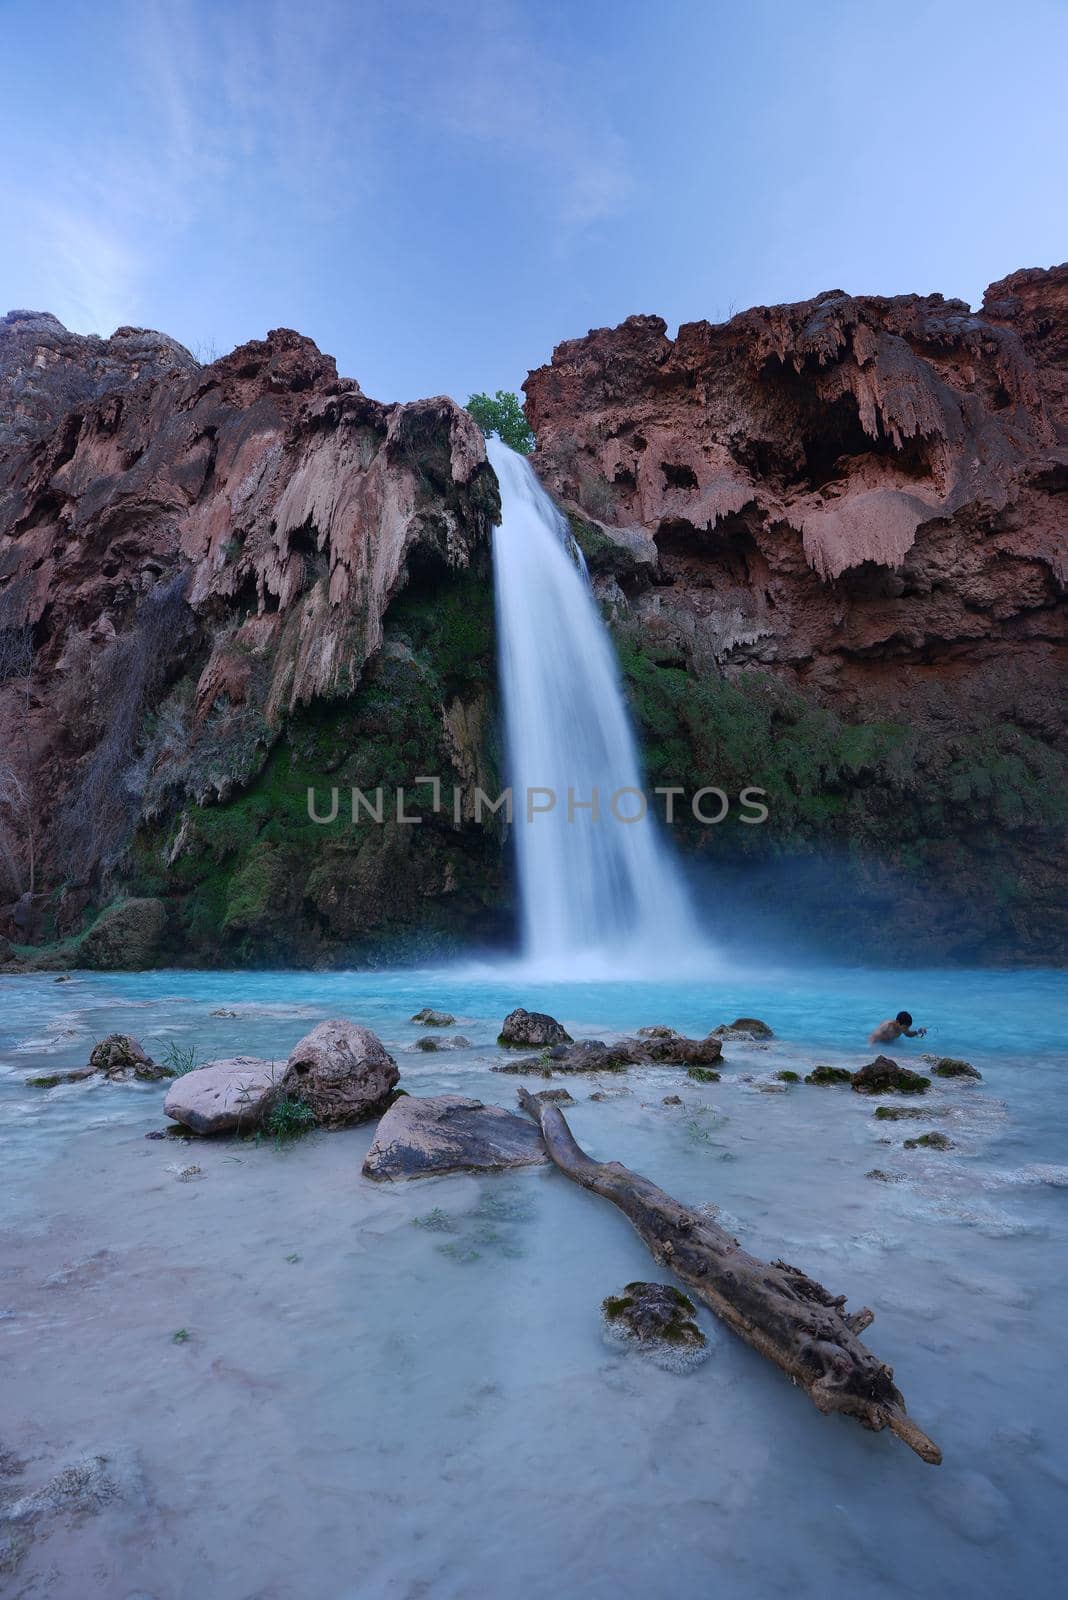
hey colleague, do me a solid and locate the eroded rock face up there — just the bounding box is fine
[525,267,1068,960]
[163,1057,283,1134]
[361,1093,547,1180]
[281,1020,398,1126]
[0,312,500,963]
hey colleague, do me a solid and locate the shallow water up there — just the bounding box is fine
[1,964,1067,1598]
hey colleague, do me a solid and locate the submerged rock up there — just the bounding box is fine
[281,1019,399,1126]
[601,1282,709,1372]
[164,1057,283,1134]
[804,1065,853,1086]
[874,1103,950,1121]
[775,1070,801,1083]
[26,1065,97,1088]
[362,1094,547,1180]
[497,1031,722,1075]
[497,1008,573,1048]
[924,1055,983,1080]
[866,1168,907,1183]
[411,1034,472,1053]
[852,1056,931,1095]
[411,1008,456,1027]
[687,1065,721,1083]
[904,1131,956,1150]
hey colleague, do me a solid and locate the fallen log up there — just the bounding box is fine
[517,1086,941,1464]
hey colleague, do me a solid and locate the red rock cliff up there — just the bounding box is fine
[525,268,1066,743]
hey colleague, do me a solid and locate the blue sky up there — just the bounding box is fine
[2,0,1066,403]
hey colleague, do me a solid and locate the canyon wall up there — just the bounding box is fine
[1,266,1064,968]
[525,267,1067,960]
[0,311,507,966]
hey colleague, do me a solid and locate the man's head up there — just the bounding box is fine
[896,1010,913,1027]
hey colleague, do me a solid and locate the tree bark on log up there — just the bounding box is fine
[517,1086,941,1464]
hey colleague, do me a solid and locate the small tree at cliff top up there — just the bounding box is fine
[466,391,535,455]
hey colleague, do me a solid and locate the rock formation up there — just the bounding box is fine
[525,267,1068,960]
[2,266,1065,966]
[0,310,504,964]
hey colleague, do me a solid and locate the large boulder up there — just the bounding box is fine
[852,1056,931,1095]
[497,1008,572,1048]
[164,1057,284,1134]
[362,1094,547,1180]
[280,1019,398,1126]
[79,899,168,969]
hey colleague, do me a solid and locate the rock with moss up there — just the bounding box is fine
[281,1019,398,1127]
[412,1008,456,1027]
[78,899,168,969]
[687,1064,721,1083]
[903,1131,955,1150]
[874,1103,950,1121]
[852,1056,930,1096]
[600,1282,709,1371]
[775,1069,801,1083]
[805,1065,854,1086]
[88,1033,167,1081]
[497,1008,572,1048]
[924,1056,982,1080]
[26,1066,97,1088]
[362,1093,547,1180]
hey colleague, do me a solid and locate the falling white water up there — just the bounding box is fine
[488,437,708,977]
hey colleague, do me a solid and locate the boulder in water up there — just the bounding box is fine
[281,1019,398,1126]
[362,1094,547,1180]
[411,1034,472,1052]
[497,1008,573,1048]
[852,1056,930,1095]
[601,1281,708,1370]
[642,1032,722,1066]
[164,1057,284,1134]
[805,1065,854,1086]
[89,1033,167,1080]
[904,1131,955,1150]
[687,1064,721,1083]
[714,1017,774,1039]
[411,1008,456,1027]
[496,1031,721,1075]
[924,1055,982,1080]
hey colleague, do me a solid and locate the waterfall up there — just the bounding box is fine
[488,437,705,976]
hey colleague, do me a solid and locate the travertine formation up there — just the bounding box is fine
[524,268,1067,737]
[0,311,500,960]
[1,267,1065,965]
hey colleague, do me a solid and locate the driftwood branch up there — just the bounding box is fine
[518,1086,941,1465]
